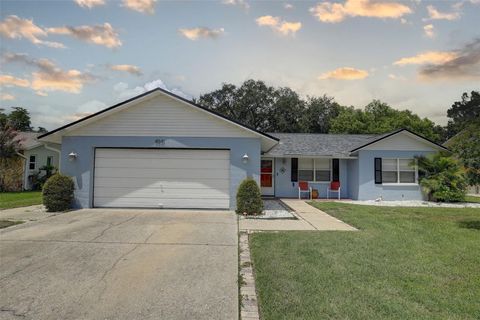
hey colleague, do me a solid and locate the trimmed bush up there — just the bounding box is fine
[42,174,75,212]
[236,178,263,215]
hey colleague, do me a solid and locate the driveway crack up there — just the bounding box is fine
[90,213,142,241]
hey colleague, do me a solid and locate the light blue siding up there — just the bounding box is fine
[60,136,261,209]
[272,157,349,199]
[355,150,436,201]
[347,159,359,199]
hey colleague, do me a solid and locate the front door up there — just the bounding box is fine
[261,158,274,196]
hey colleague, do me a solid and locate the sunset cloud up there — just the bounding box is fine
[256,15,302,36]
[309,0,412,23]
[0,74,30,87]
[394,51,458,66]
[3,52,94,93]
[178,27,225,40]
[0,15,64,48]
[1,93,15,101]
[75,0,105,9]
[110,64,143,76]
[47,23,122,48]
[426,5,460,21]
[318,67,369,80]
[122,0,157,14]
[419,38,480,81]
[423,24,435,38]
[222,0,250,10]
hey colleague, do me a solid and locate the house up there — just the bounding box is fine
[38,88,448,209]
[16,132,61,190]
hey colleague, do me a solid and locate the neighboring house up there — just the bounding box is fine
[16,132,61,190]
[38,88,447,209]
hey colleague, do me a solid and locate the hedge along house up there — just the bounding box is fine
[38,88,448,209]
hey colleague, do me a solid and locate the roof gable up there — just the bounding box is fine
[350,129,448,153]
[39,88,278,150]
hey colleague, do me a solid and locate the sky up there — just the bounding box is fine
[0,0,479,130]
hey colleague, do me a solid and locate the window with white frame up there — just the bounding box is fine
[382,158,417,184]
[298,158,331,182]
[29,155,36,170]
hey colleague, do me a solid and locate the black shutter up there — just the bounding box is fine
[291,158,298,182]
[332,158,340,181]
[374,157,382,184]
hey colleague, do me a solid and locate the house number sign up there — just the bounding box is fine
[155,138,165,146]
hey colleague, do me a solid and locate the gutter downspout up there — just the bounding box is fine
[16,152,28,190]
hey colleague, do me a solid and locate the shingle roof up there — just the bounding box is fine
[265,133,381,157]
[15,132,41,150]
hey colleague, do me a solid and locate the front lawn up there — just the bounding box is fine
[250,203,480,320]
[0,220,24,229]
[0,191,42,210]
[466,195,480,203]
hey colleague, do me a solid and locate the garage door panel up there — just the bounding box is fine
[95,168,229,179]
[95,149,229,160]
[94,178,229,189]
[94,148,230,209]
[95,158,229,170]
[94,197,229,209]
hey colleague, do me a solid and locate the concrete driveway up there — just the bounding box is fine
[0,209,238,320]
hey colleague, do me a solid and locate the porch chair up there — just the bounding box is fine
[298,181,312,200]
[327,181,341,200]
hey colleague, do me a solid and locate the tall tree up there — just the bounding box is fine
[300,95,341,133]
[446,91,480,139]
[7,107,32,131]
[0,108,7,129]
[330,100,440,141]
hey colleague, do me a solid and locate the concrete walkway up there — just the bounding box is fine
[239,199,356,231]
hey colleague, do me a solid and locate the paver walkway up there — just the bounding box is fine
[239,199,356,231]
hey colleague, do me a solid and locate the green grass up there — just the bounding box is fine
[0,220,24,229]
[250,203,480,320]
[466,195,480,203]
[0,191,42,209]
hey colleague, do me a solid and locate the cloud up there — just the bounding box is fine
[109,64,143,76]
[1,93,15,101]
[114,79,190,100]
[423,24,435,38]
[284,3,294,9]
[309,0,412,23]
[256,15,302,36]
[394,51,458,65]
[418,38,480,81]
[222,0,250,10]
[0,74,30,87]
[318,67,369,80]
[178,27,225,40]
[47,23,121,48]
[3,52,94,93]
[388,74,406,81]
[75,0,105,8]
[122,0,157,14]
[0,15,65,48]
[426,5,460,21]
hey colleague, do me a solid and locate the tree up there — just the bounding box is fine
[300,95,342,133]
[0,108,7,129]
[446,91,480,139]
[330,100,441,141]
[7,107,32,131]
[37,127,48,133]
[447,122,480,187]
[0,125,22,158]
[416,153,467,202]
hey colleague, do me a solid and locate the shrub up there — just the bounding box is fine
[236,178,263,215]
[42,174,74,212]
[416,153,467,202]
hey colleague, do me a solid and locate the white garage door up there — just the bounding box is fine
[93,148,230,209]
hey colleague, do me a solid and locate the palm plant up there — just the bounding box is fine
[416,152,467,202]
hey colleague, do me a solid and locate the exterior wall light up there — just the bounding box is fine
[68,152,78,161]
[242,153,249,164]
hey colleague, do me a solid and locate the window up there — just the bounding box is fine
[29,155,36,170]
[298,158,331,182]
[47,156,53,167]
[382,158,417,184]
